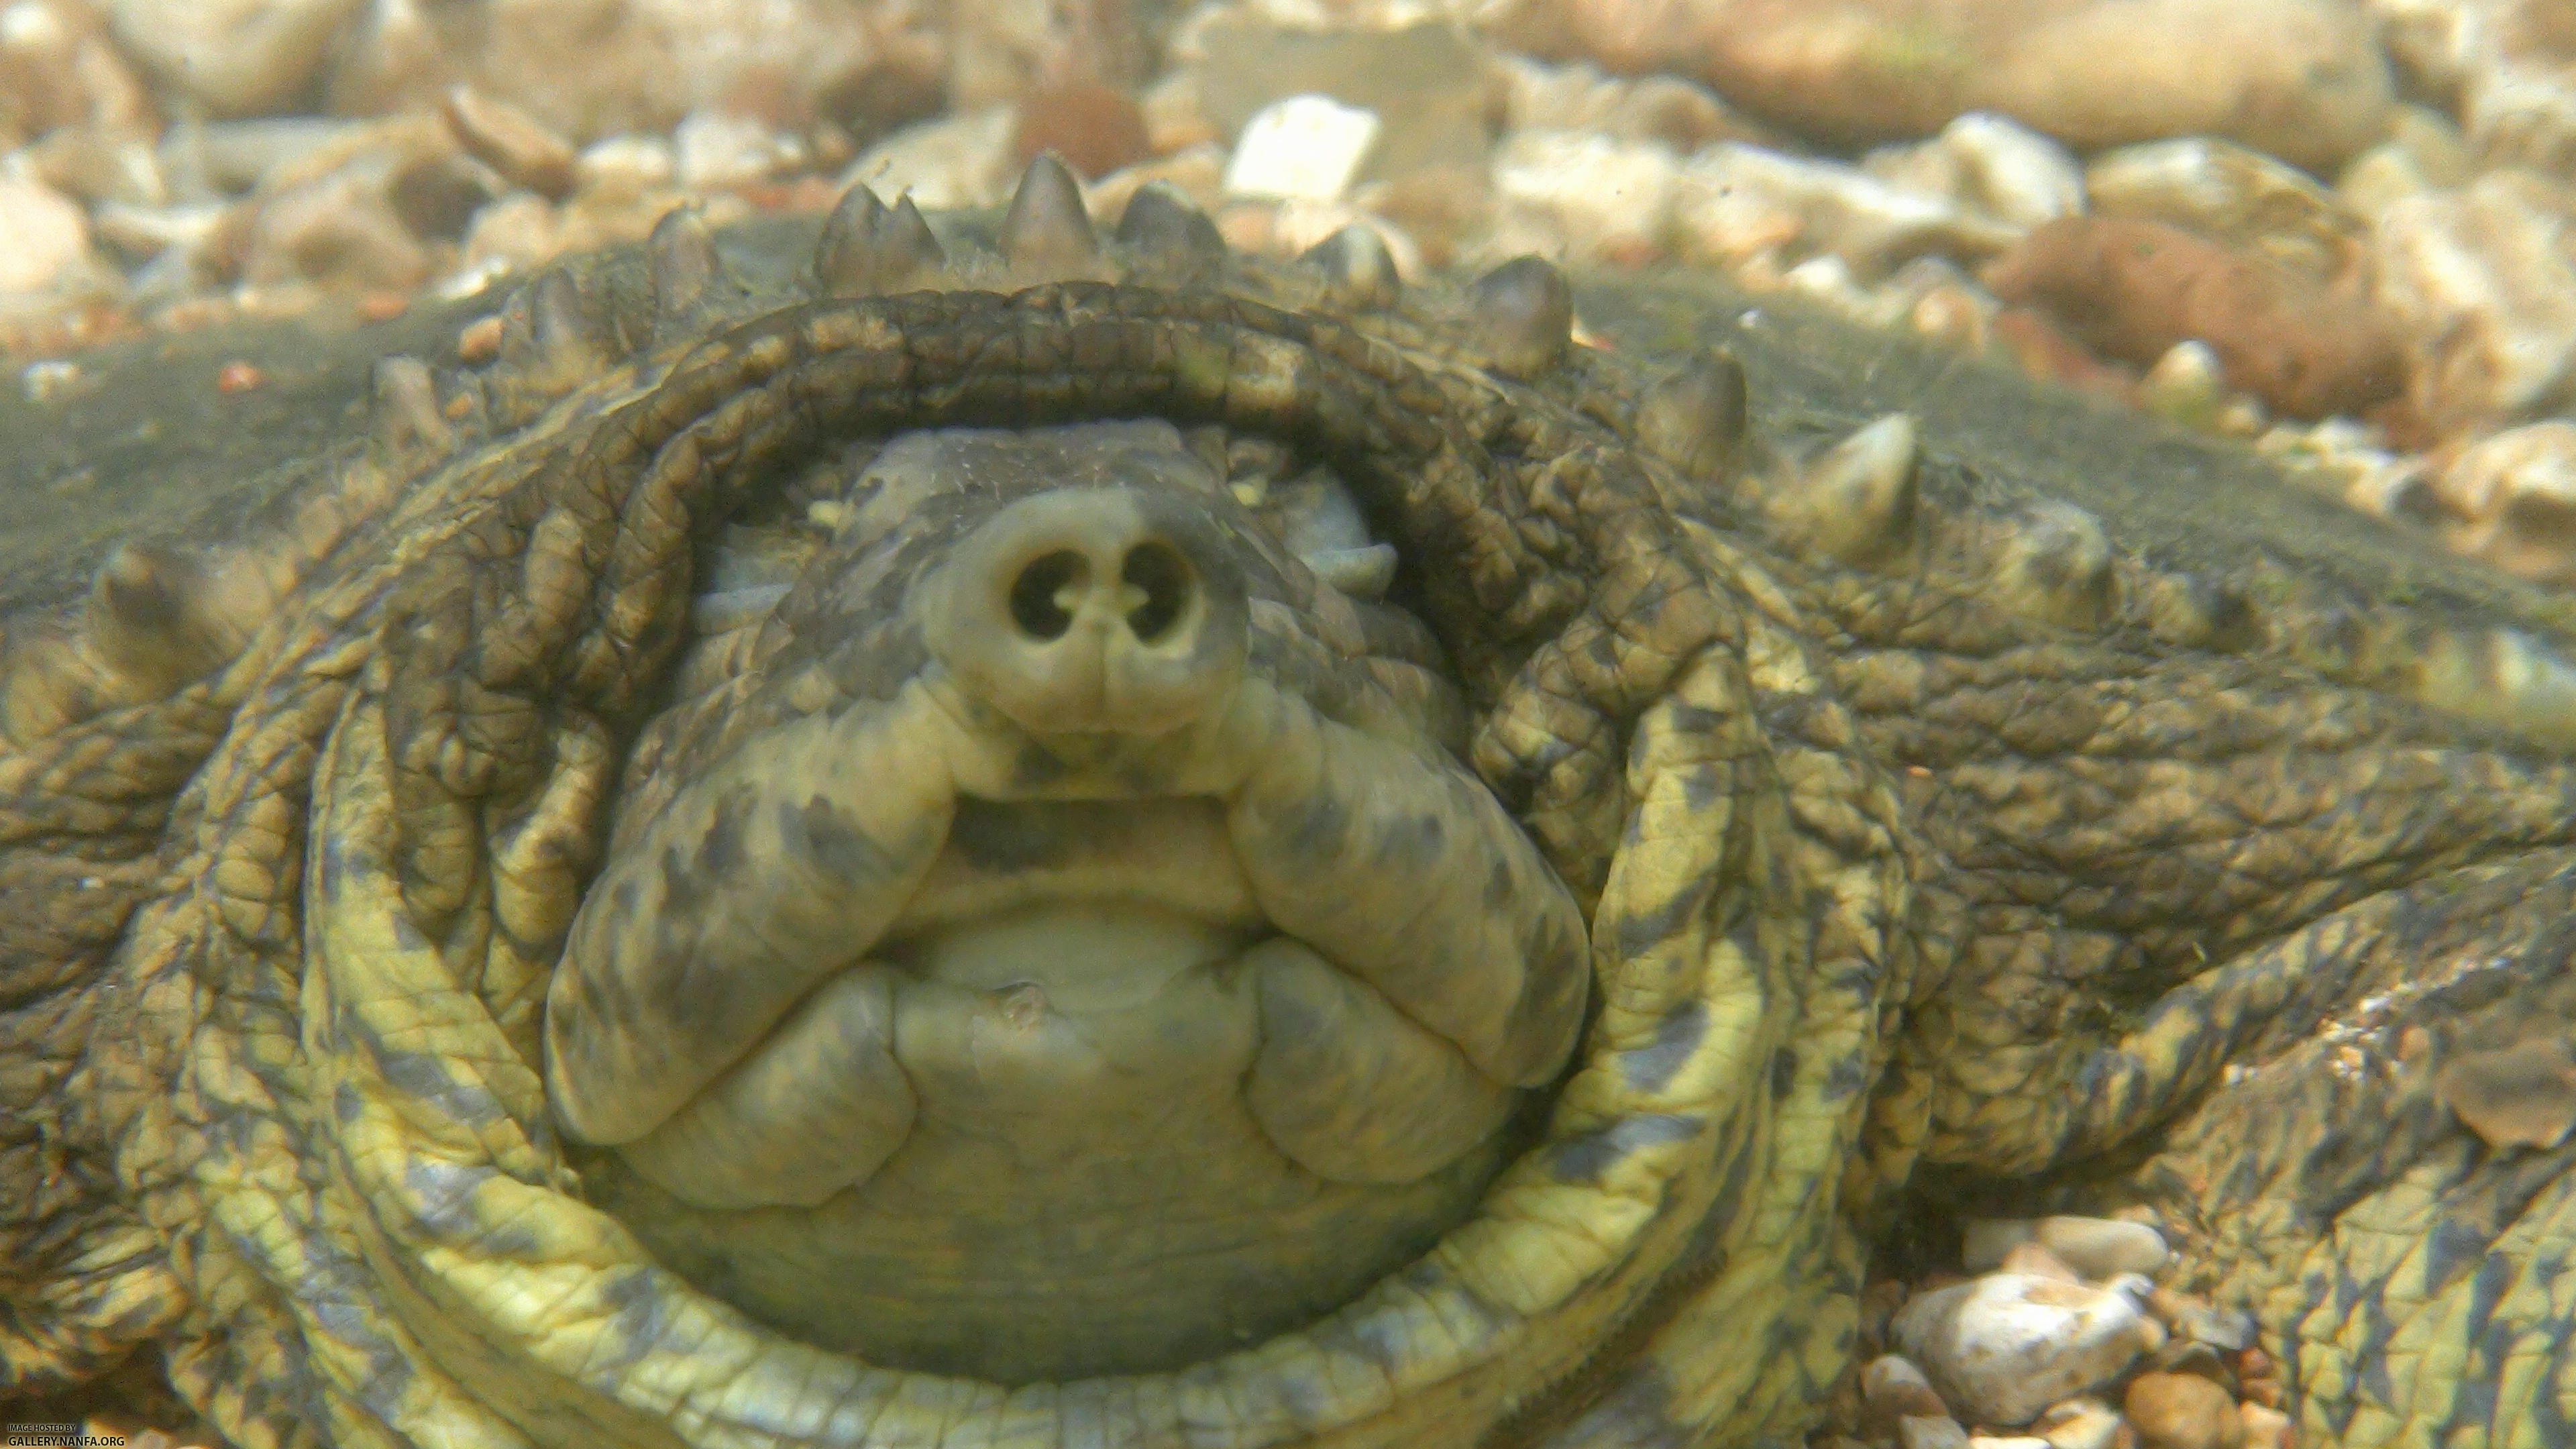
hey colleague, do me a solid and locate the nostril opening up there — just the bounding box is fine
[1120,541,1195,643]
[1008,551,1087,641]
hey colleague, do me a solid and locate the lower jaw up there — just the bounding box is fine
[584,1123,1517,1383]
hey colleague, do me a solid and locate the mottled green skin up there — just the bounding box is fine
[0,199,2571,1449]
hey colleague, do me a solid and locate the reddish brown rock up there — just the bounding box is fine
[1012,82,1151,180]
[1986,216,2403,420]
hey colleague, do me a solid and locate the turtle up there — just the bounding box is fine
[3,152,2573,1449]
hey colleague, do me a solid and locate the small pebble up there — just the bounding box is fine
[457,314,503,364]
[215,359,263,393]
[1864,111,2085,231]
[843,107,1018,212]
[1894,1273,2157,1426]
[1970,1438,2055,1449]
[2035,1397,2127,1449]
[2084,136,2365,281]
[1864,1352,1953,1425]
[1901,1415,1974,1449]
[1987,216,2402,421]
[2237,1400,2294,1448]
[674,111,804,190]
[2140,341,2229,431]
[442,86,577,199]
[2127,1371,2246,1449]
[2149,1287,2257,1351]
[1672,141,2017,276]
[1964,1216,2169,1279]
[0,173,94,294]
[1489,127,1680,265]
[574,134,678,201]
[1224,95,1381,203]
[2001,1241,2084,1283]
[2370,170,2576,434]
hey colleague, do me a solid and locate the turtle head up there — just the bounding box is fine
[541,419,1591,1381]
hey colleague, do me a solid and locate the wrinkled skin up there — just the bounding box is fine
[2,164,2573,1448]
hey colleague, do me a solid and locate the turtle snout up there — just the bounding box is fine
[923,489,1248,735]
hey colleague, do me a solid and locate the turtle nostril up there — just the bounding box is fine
[1008,550,1086,641]
[1120,541,1194,643]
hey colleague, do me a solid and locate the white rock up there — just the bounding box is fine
[1224,95,1381,203]
[460,190,559,272]
[2370,168,2576,433]
[110,0,360,117]
[1672,142,2019,278]
[90,200,225,258]
[574,134,676,202]
[0,173,92,293]
[1969,1438,2056,1449]
[1,1,153,144]
[1864,113,2085,231]
[2035,1397,2127,1449]
[2436,421,2576,582]
[2086,136,2367,281]
[1489,127,1679,264]
[673,111,802,190]
[842,106,1020,213]
[1497,53,1757,151]
[2141,341,2230,431]
[1893,1273,2157,1428]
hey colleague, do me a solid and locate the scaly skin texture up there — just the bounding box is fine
[1,163,2571,1447]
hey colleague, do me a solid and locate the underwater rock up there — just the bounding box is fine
[1491,0,2394,172]
[1497,54,1770,152]
[1862,1352,1952,1430]
[2433,1033,2576,1146]
[1489,128,1680,264]
[2085,136,2368,282]
[1225,95,1382,203]
[0,174,97,294]
[2371,168,2576,435]
[2032,1397,2126,1449]
[1863,112,2086,233]
[441,86,577,199]
[1010,83,1151,181]
[2235,1401,2294,1449]
[325,0,939,142]
[0,0,152,148]
[841,106,1020,212]
[2125,1371,2246,1449]
[1674,141,2019,276]
[109,0,360,118]
[1988,215,2404,420]
[2336,103,2475,222]
[1894,1273,2157,1427]
[1178,10,1494,185]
